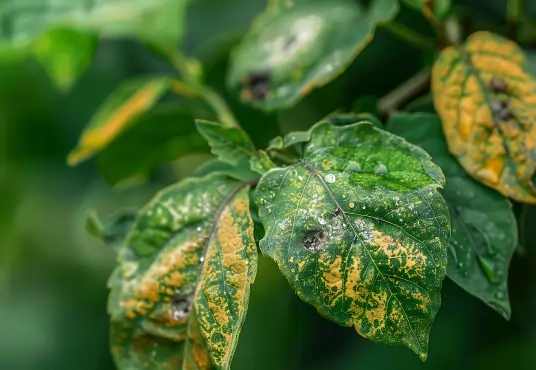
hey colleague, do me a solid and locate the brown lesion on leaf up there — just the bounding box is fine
[433,31,536,203]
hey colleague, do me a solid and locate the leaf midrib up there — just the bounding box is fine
[298,160,424,355]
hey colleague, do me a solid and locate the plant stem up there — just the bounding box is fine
[378,67,431,115]
[165,48,240,128]
[507,0,521,40]
[518,204,528,255]
[381,22,436,50]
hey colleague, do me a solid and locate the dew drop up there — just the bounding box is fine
[199,256,205,262]
[196,226,202,232]
[345,161,362,172]
[318,217,327,225]
[349,202,355,209]
[458,262,465,269]
[374,162,388,175]
[324,174,336,183]
[495,291,505,300]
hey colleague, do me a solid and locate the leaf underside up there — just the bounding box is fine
[389,113,517,319]
[432,31,536,204]
[256,121,450,360]
[108,174,257,370]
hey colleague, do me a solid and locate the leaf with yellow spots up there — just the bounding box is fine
[432,31,536,204]
[255,120,450,360]
[108,173,258,369]
[250,150,277,175]
[388,112,517,319]
[68,76,172,166]
[227,0,399,110]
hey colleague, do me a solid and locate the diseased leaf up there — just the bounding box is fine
[32,27,97,91]
[388,113,517,319]
[432,31,536,204]
[402,0,451,19]
[195,120,256,166]
[255,120,450,360]
[228,0,399,110]
[250,150,277,175]
[68,76,172,166]
[0,0,188,47]
[109,174,258,369]
[97,104,213,186]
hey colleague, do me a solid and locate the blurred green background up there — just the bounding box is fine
[1,1,536,369]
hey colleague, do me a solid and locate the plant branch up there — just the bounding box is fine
[381,22,436,50]
[378,67,431,116]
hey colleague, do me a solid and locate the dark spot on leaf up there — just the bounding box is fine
[284,35,298,51]
[489,76,507,93]
[245,72,270,101]
[490,100,512,123]
[170,291,194,321]
[302,228,326,252]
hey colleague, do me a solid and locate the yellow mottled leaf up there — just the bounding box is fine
[67,76,171,166]
[432,31,536,204]
[108,174,258,369]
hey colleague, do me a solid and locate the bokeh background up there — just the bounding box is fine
[1,1,536,369]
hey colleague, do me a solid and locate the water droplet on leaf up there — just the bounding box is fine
[374,162,388,175]
[349,202,355,208]
[495,291,505,300]
[324,174,336,183]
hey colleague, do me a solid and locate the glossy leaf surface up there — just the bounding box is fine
[228,0,399,110]
[256,120,450,360]
[108,174,257,369]
[68,76,171,166]
[432,31,536,203]
[389,113,517,319]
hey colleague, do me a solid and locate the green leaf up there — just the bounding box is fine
[250,150,277,175]
[388,113,517,319]
[195,120,256,166]
[227,0,399,110]
[192,159,260,182]
[31,27,97,91]
[97,104,213,186]
[0,0,188,47]
[401,0,451,19]
[255,120,450,360]
[86,209,137,254]
[109,174,258,369]
[68,76,172,166]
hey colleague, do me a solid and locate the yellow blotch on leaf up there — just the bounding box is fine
[432,31,536,203]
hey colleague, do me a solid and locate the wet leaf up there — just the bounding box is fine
[195,120,256,166]
[255,120,450,360]
[68,76,172,166]
[402,0,451,19]
[0,0,188,47]
[389,113,517,319]
[228,0,399,110]
[432,31,536,204]
[97,104,213,186]
[31,27,97,91]
[108,174,258,369]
